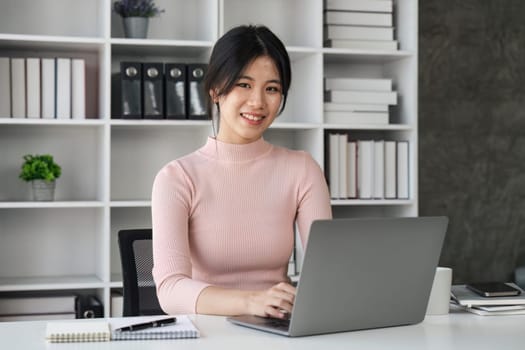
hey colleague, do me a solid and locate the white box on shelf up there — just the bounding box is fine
[324,0,393,13]
[325,90,397,105]
[325,78,392,92]
[0,57,10,117]
[41,58,56,119]
[56,58,71,119]
[384,141,397,199]
[71,58,86,119]
[324,39,398,50]
[324,25,394,41]
[324,11,392,27]
[397,141,410,199]
[357,140,374,199]
[324,111,389,125]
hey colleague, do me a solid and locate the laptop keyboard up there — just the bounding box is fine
[264,317,290,330]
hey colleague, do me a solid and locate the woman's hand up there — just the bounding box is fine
[246,282,296,319]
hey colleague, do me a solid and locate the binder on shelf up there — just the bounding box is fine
[0,57,10,117]
[165,63,187,119]
[120,61,142,119]
[347,140,357,198]
[384,140,397,199]
[324,39,398,51]
[26,57,41,119]
[324,25,395,41]
[323,11,393,27]
[373,140,385,199]
[328,133,339,199]
[397,141,409,199]
[41,58,56,119]
[71,58,86,119]
[357,140,374,199]
[142,62,164,119]
[325,90,397,105]
[56,58,72,119]
[10,57,25,118]
[187,63,208,120]
[338,134,348,198]
[75,295,103,319]
[324,77,392,92]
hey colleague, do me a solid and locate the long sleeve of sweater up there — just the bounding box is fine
[151,137,332,314]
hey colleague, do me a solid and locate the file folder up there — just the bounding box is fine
[0,57,11,117]
[10,57,25,118]
[56,58,72,119]
[26,58,41,118]
[187,64,208,120]
[142,62,164,119]
[120,62,142,119]
[164,63,187,119]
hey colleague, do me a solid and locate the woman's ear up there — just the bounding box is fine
[209,89,219,103]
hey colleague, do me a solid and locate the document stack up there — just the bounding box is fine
[0,293,77,322]
[323,77,396,125]
[323,0,398,51]
[326,133,409,200]
[0,56,86,119]
[451,284,525,315]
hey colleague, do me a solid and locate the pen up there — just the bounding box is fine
[115,317,177,332]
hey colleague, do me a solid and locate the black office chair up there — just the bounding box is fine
[118,228,165,316]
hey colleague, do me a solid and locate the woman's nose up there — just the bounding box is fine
[247,88,265,108]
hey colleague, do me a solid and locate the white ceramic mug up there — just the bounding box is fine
[426,267,453,315]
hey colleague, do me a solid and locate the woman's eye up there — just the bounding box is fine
[267,86,281,93]
[236,82,250,88]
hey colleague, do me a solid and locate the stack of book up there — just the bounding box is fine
[0,56,86,119]
[327,133,409,200]
[451,284,525,315]
[0,293,77,322]
[324,77,396,125]
[323,0,398,51]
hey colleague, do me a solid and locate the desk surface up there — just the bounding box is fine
[1,310,524,350]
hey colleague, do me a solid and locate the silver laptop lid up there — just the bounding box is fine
[288,216,448,336]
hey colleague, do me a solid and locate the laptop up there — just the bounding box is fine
[227,216,448,337]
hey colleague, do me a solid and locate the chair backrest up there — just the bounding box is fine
[118,228,165,316]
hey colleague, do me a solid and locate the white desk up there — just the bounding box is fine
[1,310,524,350]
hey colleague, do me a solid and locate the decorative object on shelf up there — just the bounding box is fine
[113,0,165,39]
[19,154,62,201]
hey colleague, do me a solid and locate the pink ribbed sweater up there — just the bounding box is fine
[151,137,332,314]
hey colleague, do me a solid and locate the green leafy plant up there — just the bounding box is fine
[19,154,62,182]
[113,0,165,18]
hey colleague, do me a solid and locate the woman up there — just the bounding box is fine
[151,25,332,319]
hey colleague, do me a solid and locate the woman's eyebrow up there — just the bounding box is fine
[238,75,282,85]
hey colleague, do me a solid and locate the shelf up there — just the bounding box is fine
[0,118,105,126]
[110,201,151,208]
[331,199,415,206]
[110,119,210,127]
[0,33,105,51]
[0,201,105,209]
[323,48,413,64]
[322,123,415,131]
[0,275,105,292]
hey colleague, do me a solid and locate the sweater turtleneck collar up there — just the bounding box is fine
[199,137,273,162]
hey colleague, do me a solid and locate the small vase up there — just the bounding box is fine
[32,180,56,201]
[123,17,149,39]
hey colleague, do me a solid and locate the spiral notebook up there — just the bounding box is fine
[46,315,199,342]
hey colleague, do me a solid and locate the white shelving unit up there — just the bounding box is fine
[0,0,418,316]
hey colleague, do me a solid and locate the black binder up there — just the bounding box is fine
[164,63,187,119]
[75,295,104,319]
[187,64,208,120]
[120,62,142,119]
[142,62,164,119]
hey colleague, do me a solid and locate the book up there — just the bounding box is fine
[324,39,398,51]
[71,58,86,119]
[0,57,10,117]
[325,90,397,105]
[324,0,393,13]
[324,111,389,125]
[10,57,25,118]
[328,133,340,198]
[324,25,394,41]
[325,77,392,91]
[347,141,357,198]
[165,63,187,119]
[56,58,71,119]
[142,62,164,119]
[357,140,374,199]
[384,141,397,199]
[338,134,348,198]
[26,58,41,118]
[46,315,200,343]
[41,58,56,119]
[0,293,77,315]
[451,284,525,307]
[373,140,385,198]
[396,141,409,199]
[324,11,392,27]
[324,102,389,112]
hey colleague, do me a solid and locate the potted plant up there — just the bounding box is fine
[113,0,165,39]
[19,154,62,201]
